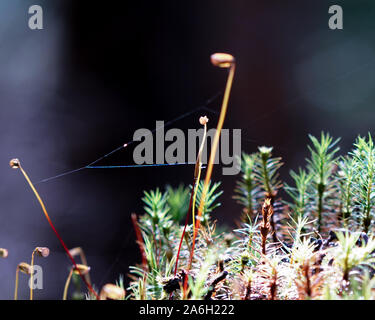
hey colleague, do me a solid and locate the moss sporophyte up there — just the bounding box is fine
[8,53,375,300]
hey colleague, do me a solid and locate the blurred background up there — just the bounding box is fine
[0,0,374,299]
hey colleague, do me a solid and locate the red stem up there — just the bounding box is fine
[169,180,196,299]
[173,181,196,276]
[46,215,99,299]
[131,213,147,269]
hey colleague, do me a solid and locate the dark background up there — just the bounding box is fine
[1,0,375,299]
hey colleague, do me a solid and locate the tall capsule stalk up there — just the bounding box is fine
[30,247,49,300]
[192,116,209,231]
[14,262,32,300]
[173,116,208,283]
[185,53,236,295]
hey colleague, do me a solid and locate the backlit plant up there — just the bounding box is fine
[127,132,375,300]
[6,53,375,300]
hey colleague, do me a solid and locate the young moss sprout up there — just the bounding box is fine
[14,262,32,300]
[99,284,125,300]
[30,247,50,300]
[233,153,260,222]
[307,133,340,233]
[63,264,91,300]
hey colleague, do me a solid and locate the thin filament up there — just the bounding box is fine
[30,251,36,300]
[63,268,74,300]
[34,92,221,185]
[14,267,19,300]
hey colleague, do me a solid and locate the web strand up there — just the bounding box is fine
[87,163,196,169]
[34,92,222,185]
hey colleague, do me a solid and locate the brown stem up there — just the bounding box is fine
[131,213,147,270]
[260,198,274,255]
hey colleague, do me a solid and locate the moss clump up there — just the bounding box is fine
[127,133,375,300]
